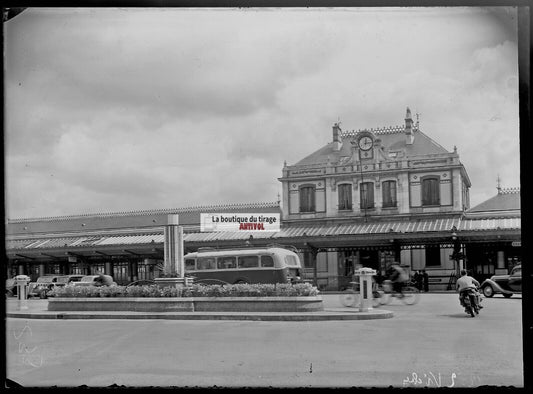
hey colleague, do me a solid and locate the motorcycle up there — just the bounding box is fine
[459,287,482,317]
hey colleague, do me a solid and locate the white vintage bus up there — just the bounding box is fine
[183,245,303,285]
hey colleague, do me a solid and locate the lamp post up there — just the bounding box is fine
[451,227,462,277]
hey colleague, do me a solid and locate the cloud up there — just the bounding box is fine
[4,7,521,218]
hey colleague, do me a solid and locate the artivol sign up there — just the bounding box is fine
[200,213,280,232]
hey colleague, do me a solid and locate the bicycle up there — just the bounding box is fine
[339,281,381,308]
[373,280,420,306]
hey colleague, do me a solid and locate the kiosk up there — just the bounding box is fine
[354,268,376,312]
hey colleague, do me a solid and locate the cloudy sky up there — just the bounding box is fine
[4,7,520,220]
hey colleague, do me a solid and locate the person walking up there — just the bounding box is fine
[413,270,422,291]
[422,270,429,292]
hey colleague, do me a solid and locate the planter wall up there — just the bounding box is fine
[48,298,194,312]
[47,296,324,313]
[193,296,323,312]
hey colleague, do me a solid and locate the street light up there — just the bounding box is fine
[450,226,462,277]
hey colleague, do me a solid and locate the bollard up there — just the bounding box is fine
[354,268,376,312]
[14,275,31,310]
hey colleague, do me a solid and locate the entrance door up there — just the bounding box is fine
[359,250,379,270]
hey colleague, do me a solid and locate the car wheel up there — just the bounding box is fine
[482,285,494,298]
[503,293,513,298]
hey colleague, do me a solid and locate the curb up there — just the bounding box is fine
[6,308,393,321]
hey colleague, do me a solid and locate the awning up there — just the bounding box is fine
[6,216,520,252]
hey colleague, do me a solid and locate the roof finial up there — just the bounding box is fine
[497,174,502,193]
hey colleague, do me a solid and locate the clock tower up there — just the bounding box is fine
[354,130,374,160]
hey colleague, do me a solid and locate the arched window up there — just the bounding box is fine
[422,177,440,206]
[360,182,374,209]
[382,180,397,208]
[338,184,352,210]
[299,185,316,212]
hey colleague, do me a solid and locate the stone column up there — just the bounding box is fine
[163,214,184,277]
[156,214,188,289]
[494,250,507,275]
[497,251,505,269]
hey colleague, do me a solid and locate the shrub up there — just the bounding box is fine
[50,282,319,298]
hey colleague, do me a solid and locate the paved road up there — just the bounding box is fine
[6,293,523,388]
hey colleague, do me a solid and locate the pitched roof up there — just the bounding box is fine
[468,188,521,213]
[6,202,281,236]
[294,128,449,166]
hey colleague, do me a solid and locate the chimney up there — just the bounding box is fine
[332,123,342,151]
[405,107,414,145]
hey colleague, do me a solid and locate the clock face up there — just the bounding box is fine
[358,136,373,151]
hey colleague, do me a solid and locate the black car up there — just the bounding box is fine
[480,265,521,298]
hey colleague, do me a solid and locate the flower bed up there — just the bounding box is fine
[49,282,319,298]
[47,283,324,312]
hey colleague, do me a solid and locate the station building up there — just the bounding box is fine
[277,108,520,290]
[4,109,521,290]
[5,203,283,285]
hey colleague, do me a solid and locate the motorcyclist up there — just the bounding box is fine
[456,269,482,311]
[386,263,409,297]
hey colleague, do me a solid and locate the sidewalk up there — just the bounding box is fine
[5,298,393,321]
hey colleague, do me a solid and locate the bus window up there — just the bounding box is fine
[217,257,236,270]
[185,259,196,271]
[261,255,274,268]
[197,257,216,270]
[285,255,299,266]
[238,255,259,268]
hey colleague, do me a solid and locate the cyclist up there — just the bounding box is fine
[386,263,409,297]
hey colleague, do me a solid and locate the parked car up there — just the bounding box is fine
[28,275,62,298]
[28,274,85,298]
[6,278,17,297]
[72,274,116,287]
[126,279,155,287]
[480,265,522,298]
[57,274,86,285]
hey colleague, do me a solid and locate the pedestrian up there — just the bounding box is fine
[375,270,384,285]
[422,270,429,292]
[413,270,422,291]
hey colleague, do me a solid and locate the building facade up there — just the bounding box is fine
[5,202,282,285]
[277,108,477,289]
[4,109,521,291]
